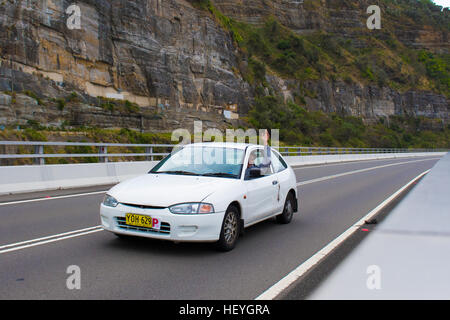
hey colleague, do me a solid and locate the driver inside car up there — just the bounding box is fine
[244,130,272,180]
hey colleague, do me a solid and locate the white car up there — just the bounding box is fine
[100,142,299,251]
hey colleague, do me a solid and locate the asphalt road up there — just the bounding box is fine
[0,156,442,299]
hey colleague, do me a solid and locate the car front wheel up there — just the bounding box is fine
[216,205,240,251]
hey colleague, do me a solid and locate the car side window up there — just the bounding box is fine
[252,149,265,166]
[271,151,288,173]
[245,148,273,180]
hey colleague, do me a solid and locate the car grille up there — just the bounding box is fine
[115,217,171,235]
[120,203,166,210]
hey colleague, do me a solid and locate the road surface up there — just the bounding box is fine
[0,156,441,299]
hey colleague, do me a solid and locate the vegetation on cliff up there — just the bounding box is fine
[246,95,449,148]
[192,0,449,97]
[1,99,448,166]
[188,0,449,148]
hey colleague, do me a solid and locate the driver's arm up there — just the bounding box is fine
[257,146,272,177]
[261,144,271,167]
[261,129,271,167]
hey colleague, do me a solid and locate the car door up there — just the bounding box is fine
[243,147,278,225]
[270,150,291,214]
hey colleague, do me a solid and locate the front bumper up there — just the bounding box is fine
[100,203,225,242]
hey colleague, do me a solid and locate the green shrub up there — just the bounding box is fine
[23,90,43,105]
[248,58,267,84]
[56,98,66,111]
[124,100,140,113]
[247,96,449,149]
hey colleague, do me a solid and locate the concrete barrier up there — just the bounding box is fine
[0,161,158,195]
[0,153,446,195]
[309,152,450,299]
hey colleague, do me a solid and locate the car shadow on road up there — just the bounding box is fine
[102,217,292,256]
[105,234,215,256]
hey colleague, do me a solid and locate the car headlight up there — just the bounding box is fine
[103,194,119,207]
[169,202,215,214]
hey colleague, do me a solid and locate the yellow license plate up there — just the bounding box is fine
[125,213,153,228]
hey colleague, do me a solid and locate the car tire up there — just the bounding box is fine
[216,205,240,251]
[276,193,295,224]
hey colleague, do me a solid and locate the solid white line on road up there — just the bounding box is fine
[0,190,107,207]
[255,169,431,300]
[296,157,438,186]
[291,156,440,170]
[0,227,104,254]
[0,225,103,250]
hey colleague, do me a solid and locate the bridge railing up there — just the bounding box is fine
[0,141,444,166]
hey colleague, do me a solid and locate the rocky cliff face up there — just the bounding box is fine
[0,0,251,130]
[306,80,448,122]
[211,0,449,53]
[266,75,449,122]
[0,0,448,132]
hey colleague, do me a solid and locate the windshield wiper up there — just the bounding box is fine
[201,172,238,178]
[156,170,199,176]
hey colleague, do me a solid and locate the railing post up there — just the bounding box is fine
[34,145,45,165]
[145,146,154,161]
[99,146,108,163]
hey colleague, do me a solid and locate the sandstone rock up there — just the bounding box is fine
[0,0,251,117]
[211,0,449,54]
[0,0,448,132]
[0,93,12,106]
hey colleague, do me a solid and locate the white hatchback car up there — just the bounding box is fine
[100,142,299,251]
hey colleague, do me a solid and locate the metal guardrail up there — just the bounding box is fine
[0,141,445,165]
[0,141,174,165]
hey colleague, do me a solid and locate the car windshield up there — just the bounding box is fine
[149,146,245,179]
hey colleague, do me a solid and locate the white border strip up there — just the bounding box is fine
[255,169,430,300]
[0,191,107,207]
[291,156,439,170]
[0,225,102,250]
[0,227,104,254]
[297,158,438,186]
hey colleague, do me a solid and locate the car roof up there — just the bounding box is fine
[182,142,263,150]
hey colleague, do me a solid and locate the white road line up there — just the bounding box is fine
[0,190,107,207]
[255,169,430,300]
[291,157,439,170]
[296,157,438,186]
[0,227,104,254]
[0,225,102,250]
